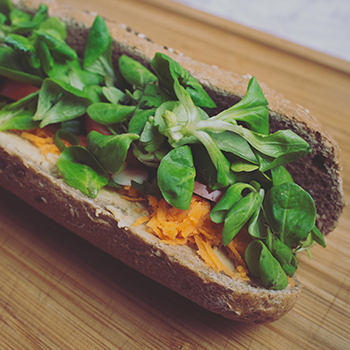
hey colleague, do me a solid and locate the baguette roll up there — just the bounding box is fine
[0,0,345,323]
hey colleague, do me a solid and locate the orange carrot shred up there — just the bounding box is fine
[132,215,151,227]
[288,277,296,288]
[226,241,248,269]
[16,128,86,156]
[133,193,250,279]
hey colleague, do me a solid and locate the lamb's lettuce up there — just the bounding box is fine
[33,78,92,127]
[83,15,115,86]
[0,90,39,130]
[0,1,326,290]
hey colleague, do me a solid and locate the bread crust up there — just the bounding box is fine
[0,0,344,322]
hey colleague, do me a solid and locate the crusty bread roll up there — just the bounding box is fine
[0,0,344,323]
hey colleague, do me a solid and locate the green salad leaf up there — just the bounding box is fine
[157,145,196,210]
[0,0,13,18]
[83,15,115,86]
[35,29,77,62]
[57,145,109,198]
[9,3,47,34]
[210,182,258,224]
[264,182,316,248]
[245,240,289,290]
[38,16,67,40]
[221,191,263,245]
[54,128,80,152]
[86,130,139,173]
[118,54,157,89]
[0,90,39,130]
[213,77,269,134]
[33,78,92,127]
[151,52,216,108]
[87,102,136,125]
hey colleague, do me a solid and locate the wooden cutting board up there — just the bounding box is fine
[1,0,350,349]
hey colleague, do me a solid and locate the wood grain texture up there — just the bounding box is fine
[0,0,350,349]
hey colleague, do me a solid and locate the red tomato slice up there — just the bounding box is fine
[0,79,39,100]
[193,181,224,202]
[85,115,112,135]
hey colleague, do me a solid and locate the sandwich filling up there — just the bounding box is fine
[0,0,326,290]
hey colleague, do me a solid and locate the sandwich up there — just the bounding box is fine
[0,0,345,323]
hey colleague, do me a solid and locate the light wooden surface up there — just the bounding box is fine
[1,0,350,349]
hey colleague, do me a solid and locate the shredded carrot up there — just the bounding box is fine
[194,235,217,270]
[132,215,151,227]
[133,193,251,279]
[13,128,86,156]
[236,265,249,280]
[120,195,146,202]
[119,185,147,202]
[288,277,296,288]
[226,241,248,270]
[20,129,61,155]
[195,236,235,277]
